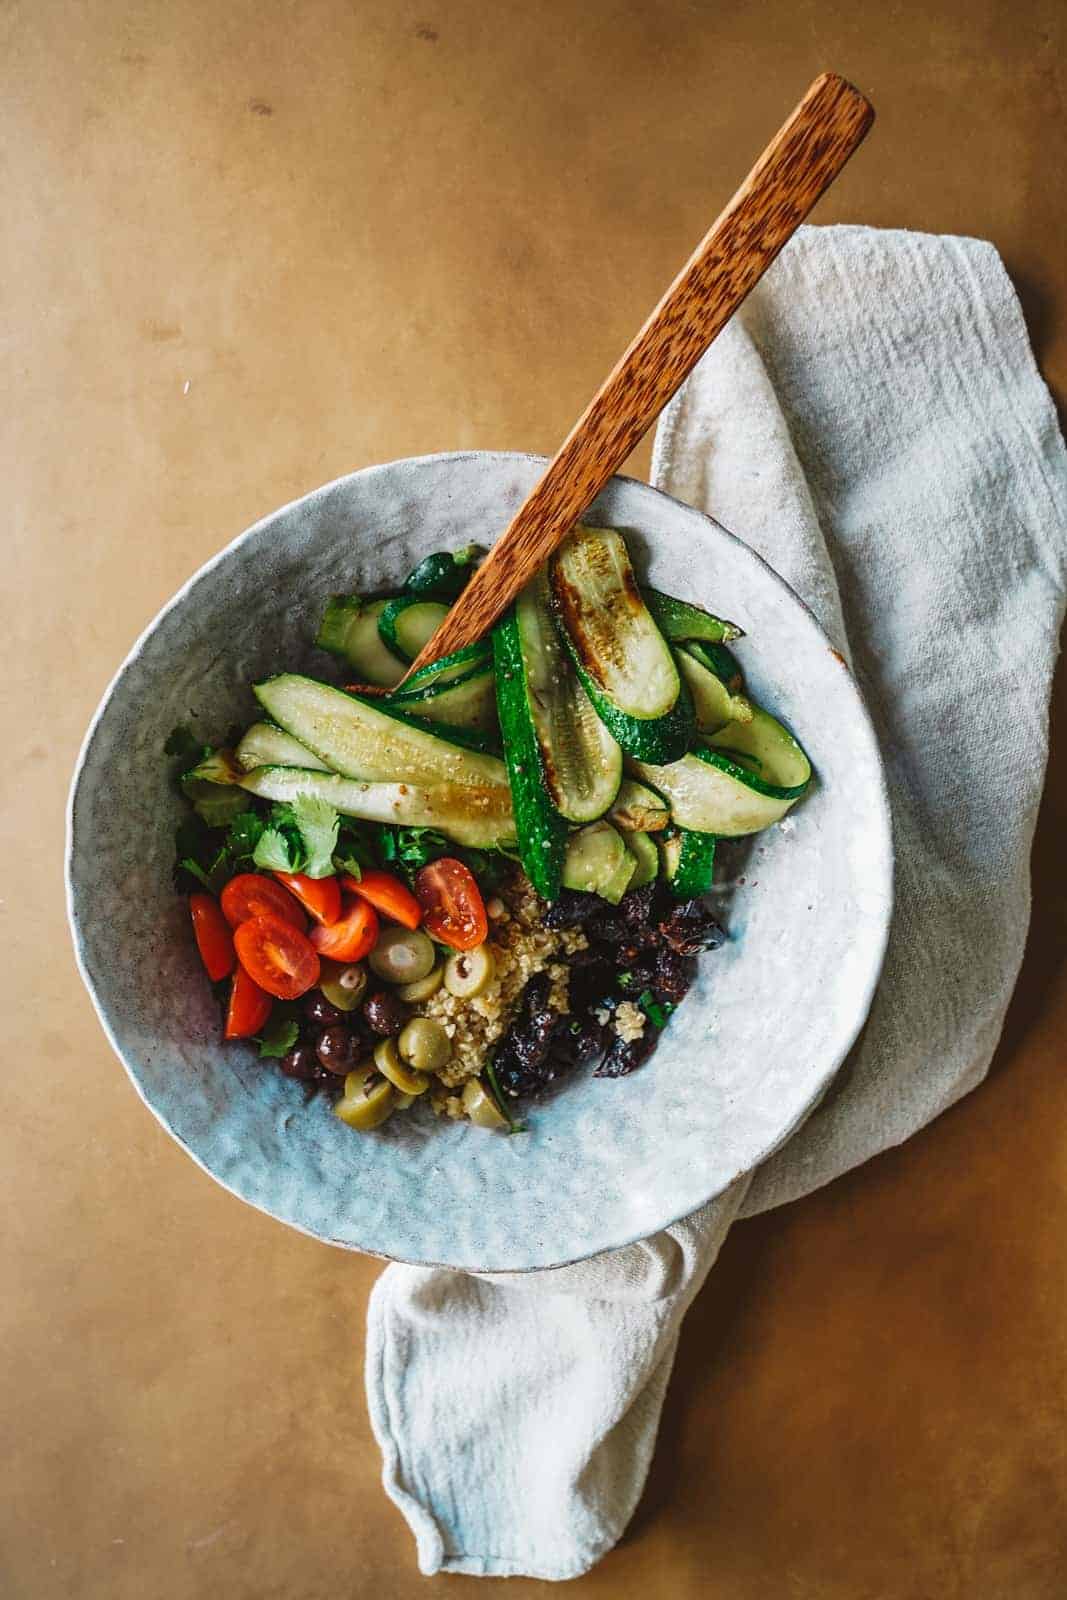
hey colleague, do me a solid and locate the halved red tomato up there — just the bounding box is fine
[308,894,379,963]
[343,869,421,930]
[272,871,342,926]
[413,859,487,950]
[233,914,321,1000]
[221,873,306,931]
[189,893,236,980]
[224,963,273,1039]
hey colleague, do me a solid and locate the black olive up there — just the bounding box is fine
[315,1025,357,1075]
[279,1043,320,1081]
[304,991,346,1028]
[362,990,409,1036]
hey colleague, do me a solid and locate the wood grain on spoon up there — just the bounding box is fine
[401,71,873,682]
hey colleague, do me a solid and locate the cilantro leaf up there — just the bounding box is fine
[334,819,377,878]
[366,825,513,892]
[225,810,266,863]
[398,826,448,862]
[637,989,673,1030]
[375,826,399,865]
[251,804,308,873]
[257,1015,300,1058]
[173,814,217,891]
[289,793,340,879]
[177,857,214,890]
[174,838,231,894]
[253,826,303,873]
[373,825,451,883]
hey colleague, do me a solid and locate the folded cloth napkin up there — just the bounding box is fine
[366,226,1067,1580]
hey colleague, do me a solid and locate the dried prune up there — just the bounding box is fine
[494,1032,564,1097]
[512,882,728,1094]
[616,960,657,997]
[619,881,667,927]
[568,956,616,1011]
[654,947,692,1004]
[543,890,601,929]
[658,899,726,955]
[615,940,654,967]
[491,973,571,1097]
[568,943,607,967]
[552,1013,609,1068]
[593,1030,657,1078]
[585,910,632,945]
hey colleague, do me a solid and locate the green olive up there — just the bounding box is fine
[334,1065,395,1131]
[443,943,495,998]
[368,926,437,985]
[318,958,367,1012]
[374,1036,431,1096]
[396,963,444,1003]
[393,1091,417,1111]
[398,1016,451,1074]
[462,1078,509,1129]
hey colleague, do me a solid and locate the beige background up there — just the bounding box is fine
[5,2,1066,1596]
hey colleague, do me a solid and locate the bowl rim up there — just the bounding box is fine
[66,449,894,1270]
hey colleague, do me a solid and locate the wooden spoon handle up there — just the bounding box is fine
[405,71,873,678]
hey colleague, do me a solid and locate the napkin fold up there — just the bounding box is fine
[366,226,1067,1579]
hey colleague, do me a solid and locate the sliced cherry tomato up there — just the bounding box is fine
[342,869,421,930]
[413,859,487,950]
[233,914,321,1000]
[224,963,273,1039]
[189,893,236,980]
[308,894,379,963]
[272,871,342,926]
[220,873,306,930]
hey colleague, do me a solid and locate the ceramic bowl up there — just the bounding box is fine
[67,452,892,1271]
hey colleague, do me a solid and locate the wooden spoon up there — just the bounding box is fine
[403,71,873,681]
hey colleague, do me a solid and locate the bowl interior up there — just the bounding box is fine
[68,452,892,1271]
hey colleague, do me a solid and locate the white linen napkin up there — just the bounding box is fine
[366,226,1067,1580]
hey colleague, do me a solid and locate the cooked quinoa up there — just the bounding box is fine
[416,870,587,1104]
[612,1000,647,1043]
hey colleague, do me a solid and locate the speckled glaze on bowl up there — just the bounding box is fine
[67,452,892,1272]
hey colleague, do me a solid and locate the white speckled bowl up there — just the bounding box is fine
[67,452,892,1271]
